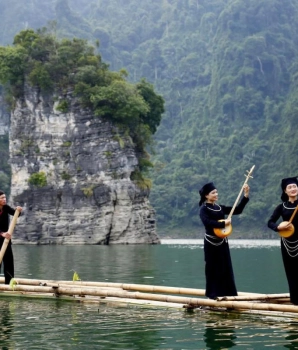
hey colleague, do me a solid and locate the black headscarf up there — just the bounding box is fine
[280,177,298,202]
[199,182,216,206]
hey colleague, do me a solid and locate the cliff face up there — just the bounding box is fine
[10,87,159,244]
[0,95,10,135]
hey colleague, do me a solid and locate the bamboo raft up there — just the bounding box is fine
[0,277,297,319]
[2,206,296,319]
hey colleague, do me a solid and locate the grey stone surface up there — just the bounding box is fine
[9,87,159,244]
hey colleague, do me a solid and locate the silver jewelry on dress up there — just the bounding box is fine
[205,204,222,212]
[205,234,227,246]
[282,237,298,257]
[283,203,297,210]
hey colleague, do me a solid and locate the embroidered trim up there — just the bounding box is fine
[205,203,222,212]
[283,202,297,210]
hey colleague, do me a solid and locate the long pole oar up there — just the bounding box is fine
[0,209,21,264]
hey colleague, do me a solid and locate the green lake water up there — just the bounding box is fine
[1,239,298,349]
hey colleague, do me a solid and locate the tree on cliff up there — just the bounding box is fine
[0,28,164,181]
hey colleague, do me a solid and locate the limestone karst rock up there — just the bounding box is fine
[8,88,159,244]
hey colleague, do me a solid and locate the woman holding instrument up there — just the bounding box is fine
[199,182,250,299]
[267,177,298,305]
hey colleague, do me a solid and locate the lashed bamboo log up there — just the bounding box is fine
[1,277,265,297]
[268,298,291,304]
[217,293,290,302]
[0,283,297,313]
[0,278,207,296]
[0,209,20,264]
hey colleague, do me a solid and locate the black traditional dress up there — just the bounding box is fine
[268,200,298,305]
[0,205,18,284]
[199,196,249,299]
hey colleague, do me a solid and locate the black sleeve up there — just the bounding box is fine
[4,205,16,216]
[222,196,250,216]
[268,204,282,232]
[233,196,249,215]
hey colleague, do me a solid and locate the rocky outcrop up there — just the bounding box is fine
[0,94,10,135]
[10,87,159,244]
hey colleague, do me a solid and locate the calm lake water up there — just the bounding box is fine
[1,239,298,349]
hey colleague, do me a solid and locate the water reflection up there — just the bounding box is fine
[204,320,236,349]
[1,296,298,349]
[0,300,14,350]
[200,313,298,350]
[1,243,298,349]
[283,323,298,349]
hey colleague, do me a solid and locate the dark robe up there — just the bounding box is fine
[268,200,298,305]
[199,196,249,299]
[0,205,18,284]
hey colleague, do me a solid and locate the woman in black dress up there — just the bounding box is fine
[0,190,22,284]
[199,182,250,299]
[268,177,298,305]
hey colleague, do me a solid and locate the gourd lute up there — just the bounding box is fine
[278,205,298,238]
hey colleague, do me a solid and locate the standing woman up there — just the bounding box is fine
[199,182,250,299]
[267,177,298,305]
[0,190,22,284]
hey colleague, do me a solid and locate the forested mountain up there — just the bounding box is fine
[0,0,298,237]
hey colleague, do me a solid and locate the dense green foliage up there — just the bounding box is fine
[0,28,164,176]
[1,0,298,237]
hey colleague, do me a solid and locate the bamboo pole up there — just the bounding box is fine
[0,283,298,313]
[217,293,290,302]
[268,298,291,304]
[13,278,207,296]
[3,277,265,297]
[0,209,21,264]
[0,277,289,302]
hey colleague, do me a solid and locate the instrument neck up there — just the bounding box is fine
[289,205,298,223]
[227,165,255,219]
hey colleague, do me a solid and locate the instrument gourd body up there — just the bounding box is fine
[214,222,232,238]
[278,205,298,238]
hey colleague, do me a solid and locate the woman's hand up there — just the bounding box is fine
[1,232,11,240]
[278,221,292,231]
[224,219,231,226]
[243,184,250,198]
